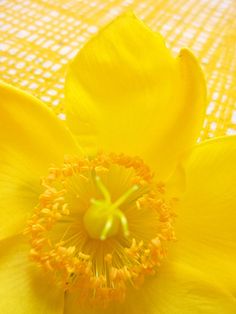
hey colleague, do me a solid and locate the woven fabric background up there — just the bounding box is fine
[1,0,236,140]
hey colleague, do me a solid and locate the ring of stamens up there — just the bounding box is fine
[24,153,176,309]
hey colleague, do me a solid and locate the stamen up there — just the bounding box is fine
[24,153,176,309]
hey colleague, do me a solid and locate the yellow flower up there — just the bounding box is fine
[0,13,235,314]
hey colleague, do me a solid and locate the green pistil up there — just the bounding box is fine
[83,176,138,241]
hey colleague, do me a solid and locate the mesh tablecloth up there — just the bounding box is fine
[1,0,236,140]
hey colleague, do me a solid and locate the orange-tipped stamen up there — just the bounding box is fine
[24,153,176,309]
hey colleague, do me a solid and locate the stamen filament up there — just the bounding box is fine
[25,153,175,309]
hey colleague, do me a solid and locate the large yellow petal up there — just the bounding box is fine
[173,136,236,297]
[0,81,80,240]
[64,261,235,314]
[0,235,64,314]
[65,13,206,178]
[64,136,236,314]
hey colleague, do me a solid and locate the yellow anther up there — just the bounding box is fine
[24,153,176,309]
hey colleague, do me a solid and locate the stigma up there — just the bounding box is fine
[24,153,176,309]
[84,175,138,240]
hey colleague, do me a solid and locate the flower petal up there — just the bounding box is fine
[174,136,236,297]
[65,14,206,178]
[0,81,80,240]
[0,235,64,314]
[64,261,236,314]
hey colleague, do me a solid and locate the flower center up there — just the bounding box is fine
[24,153,176,309]
[83,175,138,240]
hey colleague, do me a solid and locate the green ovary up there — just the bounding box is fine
[83,175,138,240]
